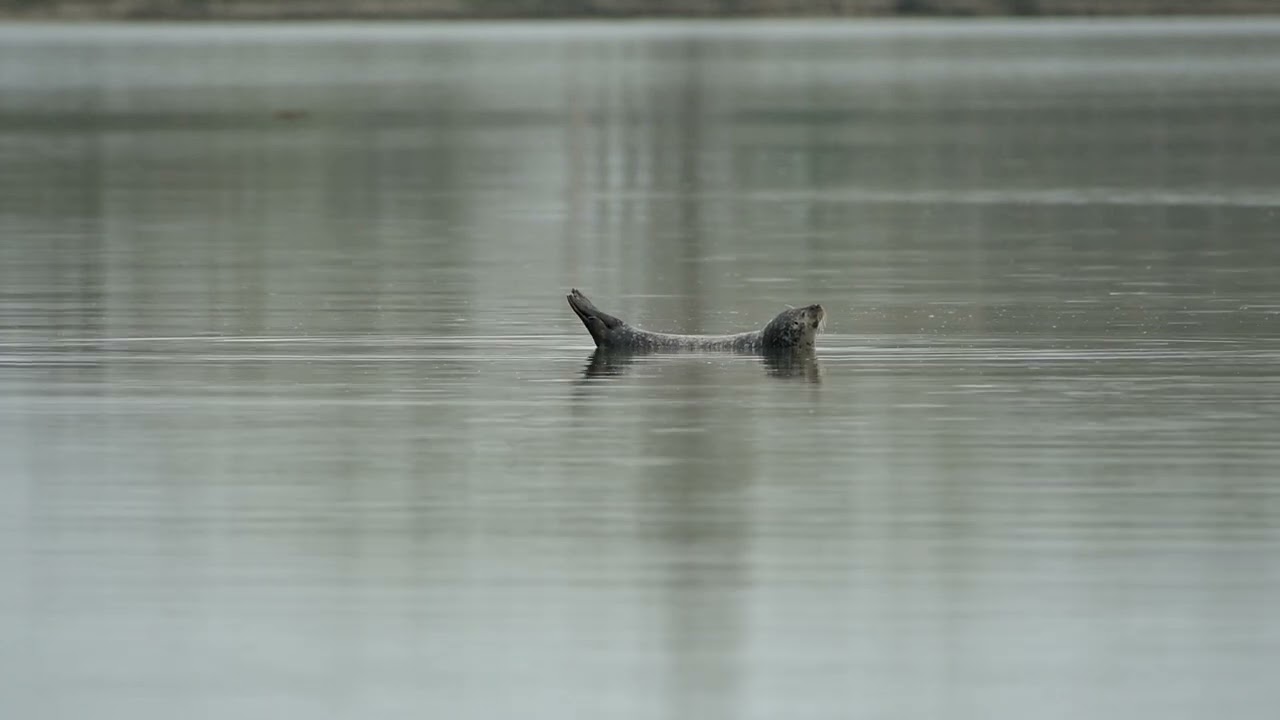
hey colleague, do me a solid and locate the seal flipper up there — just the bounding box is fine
[567,289,624,347]
[582,316,612,347]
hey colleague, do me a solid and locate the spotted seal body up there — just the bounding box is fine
[567,289,825,353]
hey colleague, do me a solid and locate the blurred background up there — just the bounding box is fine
[1,2,1279,720]
[2,0,1280,19]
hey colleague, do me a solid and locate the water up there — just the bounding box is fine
[2,19,1280,720]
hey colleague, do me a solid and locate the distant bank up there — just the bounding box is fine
[2,1,1276,21]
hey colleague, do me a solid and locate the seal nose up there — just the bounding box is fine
[809,304,826,332]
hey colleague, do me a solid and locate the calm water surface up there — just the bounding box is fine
[2,19,1279,720]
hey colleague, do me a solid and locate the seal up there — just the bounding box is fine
[567,289,825,352]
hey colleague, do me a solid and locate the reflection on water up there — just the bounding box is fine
[3,19,1280,720]
[581,349,822,382]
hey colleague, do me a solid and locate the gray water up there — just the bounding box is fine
[2,19,1280,720]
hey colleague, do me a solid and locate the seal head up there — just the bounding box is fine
[567,289,824,353]
[760,304,827,351]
